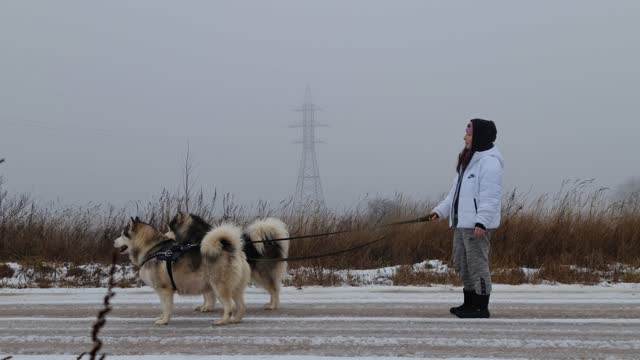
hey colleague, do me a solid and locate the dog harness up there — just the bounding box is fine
[139,241,199,291]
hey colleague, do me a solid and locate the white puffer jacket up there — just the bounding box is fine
[432,146,504,229]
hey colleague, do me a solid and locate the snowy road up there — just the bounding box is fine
[2,284,640,359]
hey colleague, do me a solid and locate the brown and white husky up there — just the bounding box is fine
[169,212,289,310]
[114,217,250,325]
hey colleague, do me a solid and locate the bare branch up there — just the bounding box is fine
[182,142,194,213]
[79,252,118,360]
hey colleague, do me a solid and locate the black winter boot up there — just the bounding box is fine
[455,293,490,318]
[449,289,474,315]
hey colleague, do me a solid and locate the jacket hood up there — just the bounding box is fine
[470,146,504,169]
[470,119,497,151]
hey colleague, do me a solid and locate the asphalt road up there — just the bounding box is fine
[1,285,640,359]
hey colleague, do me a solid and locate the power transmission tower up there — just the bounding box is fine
[291,86,327,212]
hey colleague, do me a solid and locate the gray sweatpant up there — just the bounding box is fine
[452,228,493,295]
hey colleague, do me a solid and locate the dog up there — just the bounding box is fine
[114,217,250,325]
[162,226,216,313]
[169,211,290,310]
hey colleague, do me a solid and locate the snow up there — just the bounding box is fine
[0,262,139,288]
[1,261,448,288]
[2,259,639,288]
[1,283,639,305]
[2,259,640,359]
[4,315,640,325]
[7,356,499,360]
[2,285,640,359]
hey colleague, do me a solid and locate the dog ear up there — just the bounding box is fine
[135,216,141,223]
[175,210,187,224]
[128,217,135,230]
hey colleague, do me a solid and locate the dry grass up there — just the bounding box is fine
[621,272,640,283]
[285,266,354,287]
[0,263,13,279]
[533,264,602,285]
[391,265,461,286]
[485,268,531,285]
[1,179,639,285]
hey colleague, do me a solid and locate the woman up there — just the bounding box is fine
[429,119,504,318]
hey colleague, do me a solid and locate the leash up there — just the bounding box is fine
[250,216,431,244]
[135,215,432,285]
[247,234,389,263]
[138,240,176,268]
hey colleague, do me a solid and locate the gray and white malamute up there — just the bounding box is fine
[114,217,250,325]
[169,212,289,310]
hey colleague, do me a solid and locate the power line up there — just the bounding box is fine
[3,119,115,137]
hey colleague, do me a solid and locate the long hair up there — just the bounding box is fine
[456,148,473,174]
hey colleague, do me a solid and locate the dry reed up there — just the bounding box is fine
[1,179,639,285]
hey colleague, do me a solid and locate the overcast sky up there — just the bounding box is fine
[1,1,639,210]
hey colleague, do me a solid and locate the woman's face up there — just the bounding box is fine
[464,132,472,150]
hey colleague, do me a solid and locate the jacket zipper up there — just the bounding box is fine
[473,198,478,213]
[451,170,465,227]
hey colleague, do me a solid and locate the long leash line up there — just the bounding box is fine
[135,215,432,283]
[247,234,389,263]
[250,216,431,244]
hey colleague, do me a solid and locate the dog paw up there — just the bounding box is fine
[263,303,277,310]
[213,319,229,326]
[154,319,169,325]
[230,317,243,323]
[193,304,214,312]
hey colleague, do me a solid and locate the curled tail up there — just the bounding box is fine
[245,217,289,258]
[201,223,244,258]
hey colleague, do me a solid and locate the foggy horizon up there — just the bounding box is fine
[1,1,639,211]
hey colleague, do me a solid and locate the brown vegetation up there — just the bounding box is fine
[1,179,639,285]
[0,263,14,279]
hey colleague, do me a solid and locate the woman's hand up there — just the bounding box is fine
[427,213,439,221]
[474,226,485,238]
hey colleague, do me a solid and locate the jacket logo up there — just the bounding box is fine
[467,174,475,179]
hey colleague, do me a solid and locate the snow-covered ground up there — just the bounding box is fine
[2,284,640,359]
[1,260,456,288]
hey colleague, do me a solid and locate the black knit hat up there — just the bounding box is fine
[470,118,497,151]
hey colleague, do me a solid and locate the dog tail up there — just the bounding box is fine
[245,217,290,257]
[201,223,243,258]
